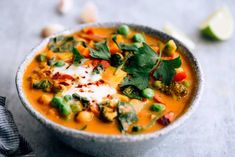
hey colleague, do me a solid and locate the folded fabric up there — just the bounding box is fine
[0,96,34,157]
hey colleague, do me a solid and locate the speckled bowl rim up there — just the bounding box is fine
[16,22,203,143]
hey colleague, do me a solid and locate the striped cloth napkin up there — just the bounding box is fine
[0,96,34,157]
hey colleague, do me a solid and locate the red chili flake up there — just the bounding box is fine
[81,76,86,79]
[44,70,51,76]
[100,80,104,84]
[77,85,83,88]
[59,82,69,86]
[85,71,88,74]
[79,89,84,92]
[52,72,60,79]
[87,83,92,86]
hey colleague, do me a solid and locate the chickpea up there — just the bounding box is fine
[76,111,94,123]
[38,94,52,105]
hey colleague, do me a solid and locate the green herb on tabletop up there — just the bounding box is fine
[72,93,89,108]
[89,41,111,60]
[117,102,138,133]
[33,80,52,92]
[153,56,182,85]
[71,47,84,65]
[51,96,72,116]
[48,36,77,53]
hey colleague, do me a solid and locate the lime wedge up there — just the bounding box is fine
[200,6,234,40]
[163,23,195,50]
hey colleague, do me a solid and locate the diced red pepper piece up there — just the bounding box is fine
[173,71,187,82]
[153,93,163,103]
[100,60,110,69]
[83,28,94,35]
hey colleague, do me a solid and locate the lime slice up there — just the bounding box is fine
[200,6,234,40]
[163,23,195,50]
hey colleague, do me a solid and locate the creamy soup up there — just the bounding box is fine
[23,25,195,135]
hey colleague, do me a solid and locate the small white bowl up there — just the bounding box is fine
[16,22,203,157]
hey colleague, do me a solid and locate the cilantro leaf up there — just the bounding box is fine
[71,47,84,65]
[121,70,149,90]
[153,56,182,85]
[89,41,111,60]
[121,43,158,90]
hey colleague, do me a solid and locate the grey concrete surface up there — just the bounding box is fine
[0,0,235,156]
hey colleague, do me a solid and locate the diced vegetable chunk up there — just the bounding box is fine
[163,40,177,56]
[102,66,127,88]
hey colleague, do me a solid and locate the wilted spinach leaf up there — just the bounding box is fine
[117,102,138,133]
[48,36,77,53]
[120,85,142,100]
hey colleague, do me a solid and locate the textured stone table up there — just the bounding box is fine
[0,0,235,156]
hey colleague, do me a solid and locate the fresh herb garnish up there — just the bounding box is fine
[120,85,142,100]
[71,47,84,65]
[121,43,158,90]
[112,35,138,52]
[33,80,52,92]
[153,56,182,85]
[89,41,111,60]
[48,36,77,53]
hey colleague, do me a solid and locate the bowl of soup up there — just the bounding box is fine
[16,23,203,157]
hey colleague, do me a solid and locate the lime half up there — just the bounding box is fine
[200,6,234,40]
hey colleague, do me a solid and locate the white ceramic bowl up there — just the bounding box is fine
[16,22,203,157]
